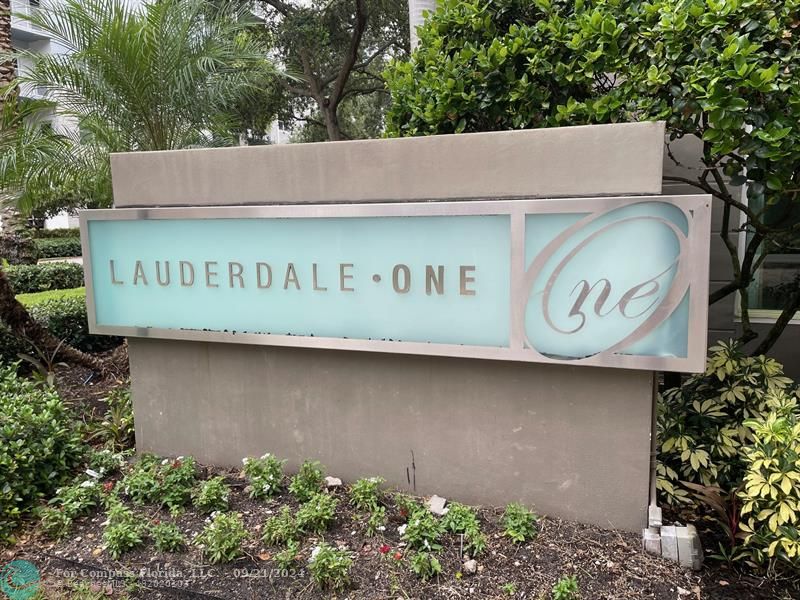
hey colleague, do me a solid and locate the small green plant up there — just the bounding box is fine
[401,508,443,551]
[274,539,301,570]
[501,582,517,596]
[192,476,230,514]
[552,575,579,600]
[103,500,144,559]
[195,512,248,564]
[242,453,285,499]
[41,478,102,539]
[295,492,338,534]
[262,506,300,546]
[308,543,352,591]
[464,524,488,557]
[393,492,419,520]
[289,460,324,502]
[409,551,441,581]
[350,476,384,511]
[150,520,186,553]
[502,502,538,543]
[441,502,479,533]
[366,505,387,536]
[87,448,128,477]
[17,337,68,387]
[121,454,197,514]
[90,387,135,451]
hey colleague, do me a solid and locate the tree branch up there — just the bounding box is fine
[329,0,368,107]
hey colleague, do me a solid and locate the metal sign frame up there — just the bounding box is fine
[80,194,711,372]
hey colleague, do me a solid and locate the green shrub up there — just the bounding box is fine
[195,512,248,564]
[295,492,338,534]
[738,392,800,574]
[308,543,352,591]
[441,502,479,533]
[33,228,80,239]
[366,505,387,536]
[86,449,128,477]
[502,502,538,543]
[103,500,145,559]
[34,237,83,258]
[275,539,300,570]
[150,520,186,553]
[289,460,324,502]
[262,506,299,546]
[658,341,794,505]
[5,262,84,293]
[242,453,285,499]
[192,476,230,514]
[349,476,384,511]
[0,364,84,541]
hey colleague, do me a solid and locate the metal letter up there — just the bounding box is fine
[155,261,171,286]
[340,263,354,292]
[133,260,148,286]
[284,263,301,290]
[228,262,245,288]
[256,262,272,289]
[392,264,410,293]
[460,265,476,296]
[205,261,219,288]
[313,263,328,291]
[109,260,124,285]
[179,261,195,287]
[425,265,444,296]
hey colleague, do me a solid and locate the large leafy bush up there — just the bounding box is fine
[0,364,85,540]
[33,238,83,259]
[658,341,793,504]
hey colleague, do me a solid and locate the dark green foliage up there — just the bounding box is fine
[5,262,84,294]
[32,228,80,239]
[150,521,187,553]
[0,294,122,364]
[289,460,324,502]
[33,237,83,259]
[502,502,538,543]
[41,477,103,539]
[121,454,198,514]
[0,364,85,541]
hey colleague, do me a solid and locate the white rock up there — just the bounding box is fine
[463,559,477,574]
[426,494,447,516]
[325,476,343,488]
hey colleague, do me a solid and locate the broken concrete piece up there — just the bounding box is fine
[325,476,342,488]
[426,495,447,516]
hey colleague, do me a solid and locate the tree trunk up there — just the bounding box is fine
[0,0,105,375]
[0,267,107,372]
[322,102,342,141]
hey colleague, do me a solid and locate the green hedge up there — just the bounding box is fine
[0,363,85,541]
[33,227,80,239]
[34,237,83,258]
[0,291,121,362]
[4,262,84,294]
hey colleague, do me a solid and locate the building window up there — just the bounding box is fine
[744,196,800,320]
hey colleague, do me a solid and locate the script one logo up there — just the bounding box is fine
[521,203,690,360]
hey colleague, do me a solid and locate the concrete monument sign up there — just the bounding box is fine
[88,122,711,531]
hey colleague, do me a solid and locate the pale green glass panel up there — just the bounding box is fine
[524,202,690,359]
[88,216,511,347]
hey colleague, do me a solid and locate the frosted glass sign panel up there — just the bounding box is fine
[80,195,711,372]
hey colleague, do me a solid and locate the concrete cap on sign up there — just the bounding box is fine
[110,122,665,208]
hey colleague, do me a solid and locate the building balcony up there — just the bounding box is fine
[10,0,51,42]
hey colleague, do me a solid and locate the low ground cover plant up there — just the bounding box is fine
[295,491,338,534]
[103,500,145,559]
[262,506,299,546]
[192,476,230,514]
[409,550,442,581]
[502,502,538,543]
[41,476,103,539]
[194,512,248,564]
[242,453,285,499]
[402,506,443,551]
[0,364,84,541]
[308,542,353,591]
[150,520,186,553]
[552,575,580,600]
[120,454,197,514]
[289,459,324,502]
[350,476,384,510]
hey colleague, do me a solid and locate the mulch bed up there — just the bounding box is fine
[3,354,796,599]
[6,463,798,600]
